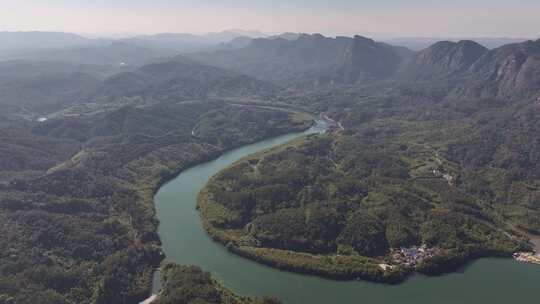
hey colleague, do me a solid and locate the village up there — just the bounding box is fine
[391,245,438,268]
[431,169,455,186]
[513,234,540,266]
[513,252,540,266]
[379,245,438,271]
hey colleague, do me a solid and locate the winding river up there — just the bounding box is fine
[154,121,540,304]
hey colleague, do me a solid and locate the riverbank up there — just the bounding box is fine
[139,110,315,301]
[198,187,408,283]
[198,187,520,284]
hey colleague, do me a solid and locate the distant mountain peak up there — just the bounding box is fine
[352,35,376,43]
[272,32,301,41]
[297,33,327,41]
[397,39,488,81]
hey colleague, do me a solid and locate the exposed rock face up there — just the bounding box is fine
[337,36,409,83]
[464,39,540,99]
[186,34,540,101]
[398,39,540,101]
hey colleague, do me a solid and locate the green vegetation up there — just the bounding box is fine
[199,89,539,282]
[2,33,540,301]
[155,264,280,304]
[0,100,311,303]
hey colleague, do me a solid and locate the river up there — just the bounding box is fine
[153,120,540,304]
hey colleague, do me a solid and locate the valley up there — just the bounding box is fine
[1,29,540,303]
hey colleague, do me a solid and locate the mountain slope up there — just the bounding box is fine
[0,72,102,112]
[397,40,488,81]
[338,36,411,83]
[394,39,540,101]
[461,39,540,99]
[92,57,278,103]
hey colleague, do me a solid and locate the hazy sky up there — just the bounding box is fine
[1,0,539,38]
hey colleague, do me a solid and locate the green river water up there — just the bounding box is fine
[154,121,540,304]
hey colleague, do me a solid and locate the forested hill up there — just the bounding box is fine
[0,100,312,303]
[92,57,278,103]
[396,40,489,81]
[199,86,540,282]
[155,264,280,304]
[0,56,279,117]
[195,36,540,281]
[1,29,540,302]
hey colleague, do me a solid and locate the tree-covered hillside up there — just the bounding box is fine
[155,264,280,304]
[199,86,540,281]
[0,100,311,304]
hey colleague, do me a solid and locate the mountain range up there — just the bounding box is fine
[2,28,540,304]
[187,34,412,86]
[188,33,540,100]
[1,31,539,118]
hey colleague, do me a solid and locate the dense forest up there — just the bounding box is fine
[1,30,540,302]
[155,264,279,304]
[199,84,540,281]
[0,100,311,303]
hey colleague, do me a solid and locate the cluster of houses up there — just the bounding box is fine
[431,169,455,186]
[513,252,540,266]
[392,245,437,268]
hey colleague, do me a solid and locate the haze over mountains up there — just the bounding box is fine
[186,33,540,100]
[0,30,268,61]
[188,34,412,86]
[1,30,539,118]
[0,31,97,51]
